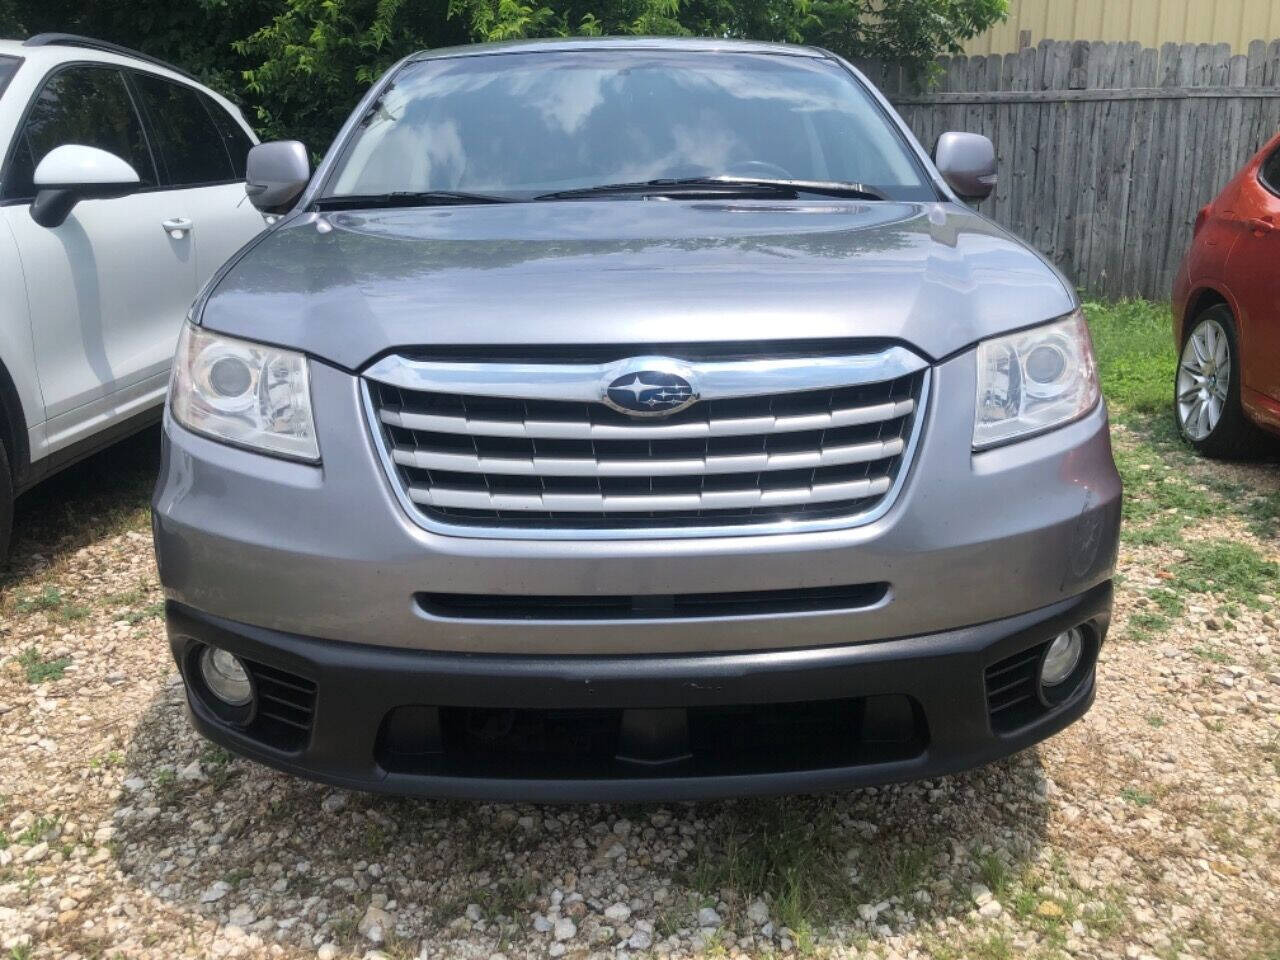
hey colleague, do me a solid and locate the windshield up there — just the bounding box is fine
[0,56,19,100]
[325,50,934,201]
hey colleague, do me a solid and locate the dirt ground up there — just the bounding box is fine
[1,425,1277,960]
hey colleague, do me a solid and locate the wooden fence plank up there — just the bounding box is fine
[869,38,1280,299]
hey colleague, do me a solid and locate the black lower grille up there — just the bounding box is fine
[376,695,927,779]
[984,643,1047,733]
[245,660,317,751]
[416,582,889,621]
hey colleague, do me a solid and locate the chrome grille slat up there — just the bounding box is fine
[379,397,916,440]
[391,436,904,477]
[409,475,893,512]
[363,349,929,539]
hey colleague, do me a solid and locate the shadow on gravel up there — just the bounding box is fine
[112,681,1051,952]
[3,425,160,588]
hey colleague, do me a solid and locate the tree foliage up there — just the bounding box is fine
[1,0,1006,150]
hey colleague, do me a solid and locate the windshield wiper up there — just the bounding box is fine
[314,190,516,210]
[535,177,886,202]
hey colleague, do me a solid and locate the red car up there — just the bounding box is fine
[1173,131,1280,456]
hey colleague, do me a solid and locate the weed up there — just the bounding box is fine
[16,585,64,614]
[473,876,539,919]
[125,602,166,625]
[16,647,70,683]
[977,853,1009,896]
[90,751,125,770]
[969,933,1014,960]
[1125,611,1170,642]
[681,799,867,934]
[1191,646,1232,665]
[17,815,60,846]
[1120,786,1154,807]
[1173,540,1277,609]
[14,585,92,622]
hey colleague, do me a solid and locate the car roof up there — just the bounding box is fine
[0,35,252,130]
[408,35,831,63]
[0,35,199,86]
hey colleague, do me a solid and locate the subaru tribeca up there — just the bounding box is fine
[153,38,1121,801]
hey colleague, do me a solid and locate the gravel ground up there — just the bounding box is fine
[1,426,1278,960]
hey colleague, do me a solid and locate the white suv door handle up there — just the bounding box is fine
[162,217,193,239]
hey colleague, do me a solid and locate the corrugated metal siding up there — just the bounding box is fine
[963,0,1280,55]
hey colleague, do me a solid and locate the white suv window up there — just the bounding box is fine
[1,64,158,202]
[0,56,18,99]
[130,72,236,187]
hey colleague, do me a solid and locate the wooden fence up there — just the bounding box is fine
[857,40,1280,300]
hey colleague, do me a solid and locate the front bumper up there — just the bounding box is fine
[153,350,1121,657]
[168,583,1109,802]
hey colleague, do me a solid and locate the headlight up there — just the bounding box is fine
[170,323,319,461]
[973,310,1100,449]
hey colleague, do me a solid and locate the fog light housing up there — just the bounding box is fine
[199,646,253,707]
[1040,628,1084,687]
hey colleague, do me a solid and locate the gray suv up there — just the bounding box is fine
[153,38,1121,801]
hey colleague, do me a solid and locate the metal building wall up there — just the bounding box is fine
[963,0,1280,55]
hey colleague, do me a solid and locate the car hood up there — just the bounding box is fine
[201,200,1073,370]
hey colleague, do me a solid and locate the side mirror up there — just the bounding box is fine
[246,141,310,214]
[934,132,997,202]
[30,144,140,228]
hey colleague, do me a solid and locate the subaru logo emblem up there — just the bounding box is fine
[601,359,699,417]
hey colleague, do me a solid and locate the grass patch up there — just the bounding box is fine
[1086,298,1278,567]
[681,799,935,935]
[16,585,65,614]
[1172,540,1277,609]
[1085,299,1175,414]
[123,602,165,625]
[1124,611,1171,643]
[471,876,539,920]
[1191,646,1232,665]
[1119,786,1154,807]
[16,815,60,846]
[16,648,70,684]
[90,751,125,770]
[977,853,1009,896]
[13,585,92,622]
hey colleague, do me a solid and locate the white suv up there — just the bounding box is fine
[0,34,266,556]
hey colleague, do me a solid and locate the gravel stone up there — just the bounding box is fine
[358,905,393,944]
[603,902,631,922]
[2,428,1278,959]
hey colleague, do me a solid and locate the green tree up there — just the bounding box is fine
[2,0,1007,149]
[0,0,281,105]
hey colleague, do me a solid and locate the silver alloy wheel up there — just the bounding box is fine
[1177,317,1231,441]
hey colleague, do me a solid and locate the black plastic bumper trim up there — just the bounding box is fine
[166,581,1111,802]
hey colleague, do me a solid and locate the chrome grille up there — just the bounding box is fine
[363,347,929,538]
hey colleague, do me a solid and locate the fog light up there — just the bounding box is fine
[199,647,252,706]
[1041,628,1084,686]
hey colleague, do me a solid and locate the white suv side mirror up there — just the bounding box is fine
[30,144,141,228]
